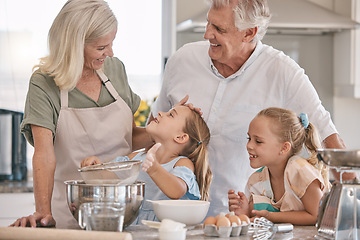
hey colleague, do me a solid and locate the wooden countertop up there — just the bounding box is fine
[0,227,132,240]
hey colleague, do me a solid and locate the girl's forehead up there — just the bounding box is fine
[252,115,270,125]
[172,105,192,115]
[251,116,277,133]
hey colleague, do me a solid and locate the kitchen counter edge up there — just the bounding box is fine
[0,181,33,193]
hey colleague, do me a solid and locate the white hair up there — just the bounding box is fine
[208,0,271,42]
[35,0,117,90]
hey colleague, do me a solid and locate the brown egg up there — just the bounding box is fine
[203,216,217,227]
[215,212,226,221]
[228,215,241,226]
[225,211,235,218]
[216,216,231,229]
[238,214,250,224]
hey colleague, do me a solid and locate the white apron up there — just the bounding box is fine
[53,69,133,229]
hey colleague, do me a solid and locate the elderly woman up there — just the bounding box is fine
[10,0,152,229]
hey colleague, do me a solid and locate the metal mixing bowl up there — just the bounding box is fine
[65,180,145,228]
[317,149,360,169]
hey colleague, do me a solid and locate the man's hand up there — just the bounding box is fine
[175,95,202,116]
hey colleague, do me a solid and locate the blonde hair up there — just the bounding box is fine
[208,0,271,42]
[181,110,212,201]
[257,107,329,183]
[35,0,117,90]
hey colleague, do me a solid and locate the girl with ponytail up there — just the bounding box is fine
[228,107,331,225]
[81,105,212,223]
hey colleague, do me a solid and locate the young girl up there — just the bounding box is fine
[228,107,331,225]
[81,105,212,223]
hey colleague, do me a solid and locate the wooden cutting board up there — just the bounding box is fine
[0,227,132,240]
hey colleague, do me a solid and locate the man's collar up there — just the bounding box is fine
[209,41,264,80]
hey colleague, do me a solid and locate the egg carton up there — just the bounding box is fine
[203,223,249,237]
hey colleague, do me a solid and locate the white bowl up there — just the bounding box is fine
[149,200,210,225]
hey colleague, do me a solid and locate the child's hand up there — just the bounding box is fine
[251,209,270,219]
[81,156,101,168]
[142,143,161,172]
[228,190,250,216]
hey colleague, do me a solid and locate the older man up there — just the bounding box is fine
[149,0,354,216]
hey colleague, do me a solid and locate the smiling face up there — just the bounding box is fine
[246,116,286,169]
[204,4,249,66]
[83,29,116,71]
[147,106,192,143]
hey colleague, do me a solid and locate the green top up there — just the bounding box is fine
[21,57,140,146]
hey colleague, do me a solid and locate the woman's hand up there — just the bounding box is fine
[142,143,161,172]
[9,211,56,228]
[228,190,250,216]
[25,125,56,228]
[81,156,101,167]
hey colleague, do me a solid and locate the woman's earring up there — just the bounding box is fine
[280,151,283,154]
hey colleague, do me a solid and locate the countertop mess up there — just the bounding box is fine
[0,181,318,239]
[0,224,319,239]
[127,224,317,239]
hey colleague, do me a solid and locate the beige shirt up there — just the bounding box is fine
[21,57,140,145]
[245,155,331,212]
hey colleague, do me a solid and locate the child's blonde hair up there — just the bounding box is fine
[257,107,328,183]
[181,110,212,201]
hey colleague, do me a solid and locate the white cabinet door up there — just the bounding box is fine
[0,193,35,226]
[334,0,360,98]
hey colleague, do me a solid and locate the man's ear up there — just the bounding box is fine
[174,133,189,144]
[280,142,292,155]
[243,27,257,42]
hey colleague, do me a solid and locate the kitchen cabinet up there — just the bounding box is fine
[334,0,360,98]
[0,193,35,226]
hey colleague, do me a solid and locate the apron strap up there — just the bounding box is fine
[60,69,120,108]
[96,69,120,100]
[60,90,68,109]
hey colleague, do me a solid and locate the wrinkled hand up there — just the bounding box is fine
[9,211,56,228]
[228,189,250,216]
[174,95,202,116]
[81,156,102,168]
[142,143,161,172]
